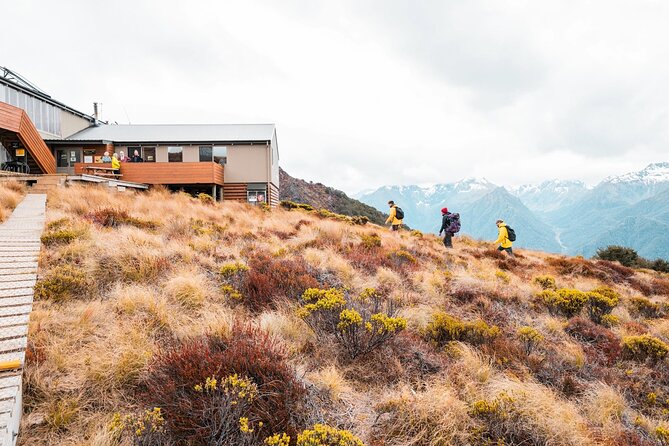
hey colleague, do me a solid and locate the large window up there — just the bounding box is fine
[198,145,227,164]
[199,146,212,162]
[4,85,61,136]
[213,146,227,165]
[168,146,183,162]
[247,184,267,205]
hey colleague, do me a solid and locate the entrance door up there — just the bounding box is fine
[55,148,81,174]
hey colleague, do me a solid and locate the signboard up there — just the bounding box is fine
[15,149,25,157]
[84,156,93,163]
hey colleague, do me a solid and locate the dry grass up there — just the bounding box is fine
[20,183,669,445]
[0,181,26,222]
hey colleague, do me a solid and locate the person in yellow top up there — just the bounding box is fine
[494,219,515,257]
[111,153,121,175]
[385,200,403,231]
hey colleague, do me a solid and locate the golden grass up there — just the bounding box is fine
[21,183,669,445]
[0,181,25,222]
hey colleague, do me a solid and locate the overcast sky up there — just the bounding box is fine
[2,0,669,194]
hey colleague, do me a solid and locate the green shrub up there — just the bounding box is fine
[197,193,215,205]
[110,407,167,445]
[360,233,382,249]
[533,275,557,290]
[517,326,543,355]
[280,200,314,212]
[629,296,662,318]
[41,229,80,246]
[297,287,406,359]
[595,245,640,267]
[622,335,669,362]
[538,288,588,317]
[423,312,500,346]
[586,287,620,323]
[495,270,510,283]
[220,262,250,288]
[34,265,89,303]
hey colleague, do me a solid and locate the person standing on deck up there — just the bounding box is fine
[101,151,112,163]
[111,153,121,175]
[130,150,143,163]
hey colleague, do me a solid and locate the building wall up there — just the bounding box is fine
[225,144,269,183]
[61,112,93,139]
[271,132,280,187]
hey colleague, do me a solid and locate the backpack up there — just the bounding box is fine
[394,206,405,220]
[446,213,461,233]
[505,225,517,242]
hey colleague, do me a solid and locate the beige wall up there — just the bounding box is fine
[156,146,168,162]
[61,112,93,139]
[225,145,269,183]
[183,146,199,162]
[270,132,279,186]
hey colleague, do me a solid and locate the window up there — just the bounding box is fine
[213,146,227,165]
[143,147,156,162]
[247,184,267,205]
[168,146,183,162]
[199,146,212,162]
[128,146,141,160]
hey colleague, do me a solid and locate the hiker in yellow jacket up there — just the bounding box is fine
[494,219,515,257]
[385,200,403,231]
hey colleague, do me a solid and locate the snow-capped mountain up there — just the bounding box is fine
[356,162,669,259]
[509,180,590,213]
[603,162,669,185]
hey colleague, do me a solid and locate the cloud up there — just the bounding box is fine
[2,0,669,193]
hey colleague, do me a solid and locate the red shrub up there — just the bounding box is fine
[142,323,307,443]
[240,252,320,311]
[85,207,158,230]
[565,317,622,365]
[341,246,392,273]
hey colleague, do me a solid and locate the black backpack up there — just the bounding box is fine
[394,206,404,220]
[505,225,517,242]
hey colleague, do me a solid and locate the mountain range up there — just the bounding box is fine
[355,162,669,259]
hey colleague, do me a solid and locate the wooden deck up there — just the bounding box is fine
[0,194,46,445]
[74,161,224,185]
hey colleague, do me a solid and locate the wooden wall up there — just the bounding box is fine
[269,182,279,207]
[223,183,247,202]
[74,162,224,185]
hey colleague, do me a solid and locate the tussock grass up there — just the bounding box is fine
[21,183,669,445]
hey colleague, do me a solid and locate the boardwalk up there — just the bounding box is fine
[0,194,46,446]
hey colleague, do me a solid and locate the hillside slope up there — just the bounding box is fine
[20,184,669,446]
[280,168,388,225]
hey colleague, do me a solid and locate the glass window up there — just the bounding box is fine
[213,146,227,165]
[168,146,183,162]
[199,146,212,162]
[143,147,156,162]
[128,146,141,160]
[247,185,267,205]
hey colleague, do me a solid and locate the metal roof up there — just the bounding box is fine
[61,124,276,143]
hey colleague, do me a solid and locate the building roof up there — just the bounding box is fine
[59,123,276,144]
[1,66,95,121]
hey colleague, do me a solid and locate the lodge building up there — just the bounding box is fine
[0,66,279,205]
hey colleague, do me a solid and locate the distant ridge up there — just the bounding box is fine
[279,168,388,226]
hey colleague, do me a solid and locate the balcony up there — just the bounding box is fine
[73,161,224,185]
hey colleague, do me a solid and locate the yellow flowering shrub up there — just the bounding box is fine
[629,296,661,318]
[622,335,669,362]
[495,270,510,283]
[197,193,214,205]
[360,233,382,249]
[538,288,588,317]
[423,311,499,346]
[586,287,619,323]
[517,326,544,354]
[296,424,365,446]
[657,425,669,445]
[388,249,417,265]
[265,432,291,446]
[109,407,166,444]
[600,314,620,327]
[533,275,557,290]
[298,287,406,359]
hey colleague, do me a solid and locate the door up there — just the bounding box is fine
[55,148,81,174]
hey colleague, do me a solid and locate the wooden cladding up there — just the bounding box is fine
[0,101,56,174]
[223,183,247,202]
[269,183,279,206]
[74,162,224,185]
